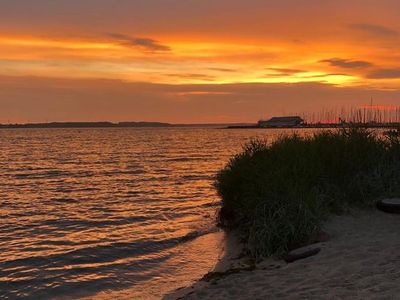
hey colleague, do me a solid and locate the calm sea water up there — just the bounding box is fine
[0,128,297,299]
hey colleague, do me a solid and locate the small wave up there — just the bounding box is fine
[77,187,98,192]
[102,170,146,176]
[199,201,220,208]
[0,228,217,274]
[166,157,206,162]
[125,191,141,195]
[0,253,172,300]
[39,215,152,230]
[178,226,219,243]
[180,174,214,180]
[50,198,80,204]
[117,170,146,175]
[14,170,70,179]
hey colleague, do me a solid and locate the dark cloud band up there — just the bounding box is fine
[107,33,170,52]
[320,58,373,69]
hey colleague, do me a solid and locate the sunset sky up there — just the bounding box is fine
[1,0,400,123]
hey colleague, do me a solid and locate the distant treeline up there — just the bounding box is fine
[0,122,170,129]
[0,122,253,129]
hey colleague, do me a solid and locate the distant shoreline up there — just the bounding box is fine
[2,121,400,129]
[0,121,254,129]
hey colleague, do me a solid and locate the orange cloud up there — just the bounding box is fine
[0,34,371,86]
[175,91,233,96]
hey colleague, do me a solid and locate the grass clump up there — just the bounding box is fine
[216,128,400,259]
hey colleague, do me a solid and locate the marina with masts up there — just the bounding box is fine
[229,102,400,129]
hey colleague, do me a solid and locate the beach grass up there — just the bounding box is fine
[216,127,400,258]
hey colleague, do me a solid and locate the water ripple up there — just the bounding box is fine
[0,127,292,299]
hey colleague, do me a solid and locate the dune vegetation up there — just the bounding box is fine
[216,128,400,259]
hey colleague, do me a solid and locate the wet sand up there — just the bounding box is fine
[164,210,400,299]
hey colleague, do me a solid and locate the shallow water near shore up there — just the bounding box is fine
[1,127,314,299]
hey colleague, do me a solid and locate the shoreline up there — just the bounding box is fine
[164,209,400,299]
[162,230,244,300]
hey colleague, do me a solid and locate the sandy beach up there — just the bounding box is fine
[165,210,400,299]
